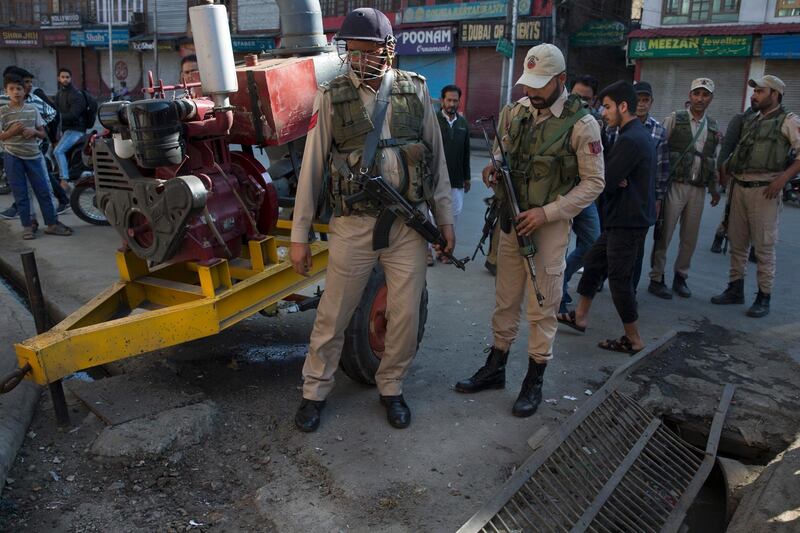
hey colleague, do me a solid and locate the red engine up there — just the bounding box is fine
[94,94,280,265]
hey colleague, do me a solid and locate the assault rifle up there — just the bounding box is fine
[472,196,499,261]
[476,116,545,306]
[344,175,469,270]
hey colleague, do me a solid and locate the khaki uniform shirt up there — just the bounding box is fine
[291,69,453,244]
[663,110,716,185]
[496,89,605,222]
[736,107,800,183]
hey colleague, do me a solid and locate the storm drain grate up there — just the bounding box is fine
[459,335,733,533]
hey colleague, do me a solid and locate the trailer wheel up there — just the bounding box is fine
[339,265,428,386]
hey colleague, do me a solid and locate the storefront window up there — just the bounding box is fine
[95,0,144,25]
[662,0,740,24]
[776,0,800,17]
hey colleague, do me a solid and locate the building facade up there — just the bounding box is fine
[629,0,800,130]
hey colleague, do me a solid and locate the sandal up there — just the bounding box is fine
[557,310,585,333]
[22,227,35,240]
[598,336,641,354]
[44,222,73,236]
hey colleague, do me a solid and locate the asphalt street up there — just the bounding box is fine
[0,152,799,530]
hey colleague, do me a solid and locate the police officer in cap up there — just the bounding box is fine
[290,8,455,431]
[455,44,605,417]
[711,75,800,317]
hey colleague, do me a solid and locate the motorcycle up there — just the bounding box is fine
[783,174,800,205]
[69,131,109,226]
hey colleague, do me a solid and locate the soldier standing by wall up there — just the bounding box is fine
[455,44,604,418]
[711,75,800,318]
[289,8,455,432]
[648,78,721,300]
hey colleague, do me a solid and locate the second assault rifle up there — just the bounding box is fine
[472,196,500,261]
[476,116,545,306]
[345,175,469,270]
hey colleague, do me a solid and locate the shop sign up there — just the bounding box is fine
[70,30,85,47]
[131,40,175,51]
[496,38,513,58]
[402,0,531,24]
[629,35,752,58]
[40,13,82,29]
[42,30,70,46]
[231,36,276,52]
[459,18,551,47]
[570,20,627,47]
[395,27,453,55]
[0,30,41,48]
[84,28,130,47]
[761,34,800,59]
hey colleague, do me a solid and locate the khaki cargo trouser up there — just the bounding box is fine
[302,214,427,400]
[491,219,570,364]
[727,179,781,293]
[650,181,707,281]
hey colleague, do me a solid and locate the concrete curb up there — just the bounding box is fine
[0,281,43,493]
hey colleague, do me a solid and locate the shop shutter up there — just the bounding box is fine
[466,47,504,136]
[641,57,749,132]
[397,54,457,108]
[237,0,280,32]
[765,60,800,114]
[147,0,187,36]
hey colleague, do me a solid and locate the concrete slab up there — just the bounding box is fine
[0,280,40,493]
[66,373,206,426]
[90,400,219,459]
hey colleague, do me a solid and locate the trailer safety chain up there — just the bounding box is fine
[0,363,32,394]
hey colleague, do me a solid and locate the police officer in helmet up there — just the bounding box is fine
[290,8,455,432]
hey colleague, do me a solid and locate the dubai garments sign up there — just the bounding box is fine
[395,27,453,55]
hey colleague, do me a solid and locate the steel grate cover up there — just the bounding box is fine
[459,333,733,533]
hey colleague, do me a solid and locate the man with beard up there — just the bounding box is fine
[290,8,455,431]
[648,78,721,299]
[711,75,800,317]
[567,80,656,354]
[454,44,604,417]
[432,84,470,264]
[53,68,86,191]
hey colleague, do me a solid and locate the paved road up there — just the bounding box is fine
[0,156,798,531]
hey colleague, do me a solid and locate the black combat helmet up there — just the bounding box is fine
[337,8,393,42]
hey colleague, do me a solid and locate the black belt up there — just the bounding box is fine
[734,178,771,188]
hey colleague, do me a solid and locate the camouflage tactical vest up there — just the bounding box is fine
[727,107,790,174]
[668,111,719,187]
[326,70,433,216]
[498,94,586,210]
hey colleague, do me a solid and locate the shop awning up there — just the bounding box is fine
[629,22,800,39]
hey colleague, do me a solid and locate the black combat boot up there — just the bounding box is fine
[710,279,744,305]
[379,395,411,429]
[512,359,547,418]
[746,291,770,318]
[672,274,691,298]
[648,276,673,299]
[455,347,508,393]
[294,399,325,432]
[710,234,724,254]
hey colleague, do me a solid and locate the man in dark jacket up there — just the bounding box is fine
[53,68,86,190]
[433,84,470,264]
[561,80,656,354]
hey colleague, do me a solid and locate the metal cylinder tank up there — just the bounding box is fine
[189,3,238,106]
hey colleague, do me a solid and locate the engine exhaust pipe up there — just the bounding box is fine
[275,0,328,51]
[189,2,238,108]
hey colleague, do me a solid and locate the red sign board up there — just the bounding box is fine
[43,30,70,46]
[0,30,41,48]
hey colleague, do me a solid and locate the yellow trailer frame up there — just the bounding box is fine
[12,222,329,387]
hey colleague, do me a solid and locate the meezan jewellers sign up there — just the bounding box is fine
[629,35,752,58]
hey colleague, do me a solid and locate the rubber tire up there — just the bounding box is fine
[70,179,110,226]
[339,264,428,386]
